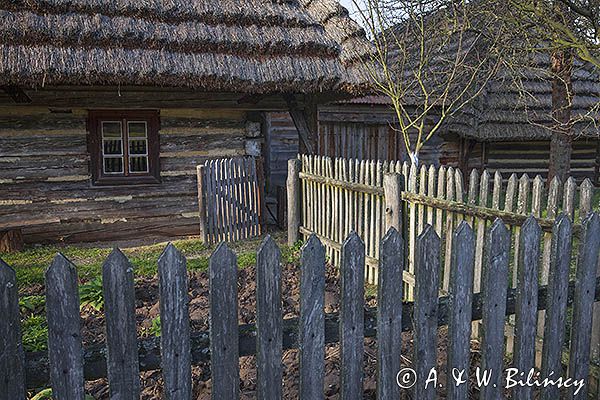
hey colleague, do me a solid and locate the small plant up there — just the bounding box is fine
[22,315,48,352]
[143,316,161,337]
[19,295,45,314]
[282,240,304,265]
[31,388,95,400]
[79,277,104,311]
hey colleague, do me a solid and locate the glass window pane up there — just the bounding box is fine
[102,121,122,138]
[103,139,122,155]
[129,156,148,173]
[128,122,147,138]
[104,157,123,174]
[129,139,147,155]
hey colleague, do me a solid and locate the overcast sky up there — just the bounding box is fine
[339,0,363,20]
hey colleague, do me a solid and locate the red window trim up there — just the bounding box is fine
[88,110,161,186]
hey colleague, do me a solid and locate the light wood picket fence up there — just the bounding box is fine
[287,154,600,368]
[2,217,600,399]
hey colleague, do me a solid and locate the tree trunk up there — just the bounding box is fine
[547,48,574,185]
[0,229,24,253]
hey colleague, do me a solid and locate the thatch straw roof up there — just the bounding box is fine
[0,0,373,95]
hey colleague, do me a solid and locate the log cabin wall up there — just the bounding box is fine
[483,138,600,184]
[0,106,260,245]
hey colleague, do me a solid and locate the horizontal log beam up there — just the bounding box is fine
[24,276,599,388]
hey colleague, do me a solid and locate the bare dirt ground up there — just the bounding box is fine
[66,256,486,399]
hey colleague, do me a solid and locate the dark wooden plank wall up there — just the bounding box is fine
[265,112,299,195]
[484,139,600,183]
[0,106,252,244]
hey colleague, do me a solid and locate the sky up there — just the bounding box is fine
[339,0,363,20]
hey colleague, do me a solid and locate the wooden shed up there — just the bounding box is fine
[0,0,372,247]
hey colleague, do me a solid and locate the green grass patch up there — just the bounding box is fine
[1,232,289,290]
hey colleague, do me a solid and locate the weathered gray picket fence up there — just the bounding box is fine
[196,156,263,244]
[2,215,600,399]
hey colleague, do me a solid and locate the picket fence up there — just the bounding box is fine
[196,156,263,244]
[2,216,600,399]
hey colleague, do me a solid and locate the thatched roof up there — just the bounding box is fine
[0,0,373,95]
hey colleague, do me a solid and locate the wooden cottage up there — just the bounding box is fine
[0,0,372,248]
[266,63,600,192]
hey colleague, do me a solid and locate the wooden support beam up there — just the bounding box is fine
[1,86,31,103]
[286,96,318,155]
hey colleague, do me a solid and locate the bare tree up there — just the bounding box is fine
[352,0,505,165]
[503,0,600,183]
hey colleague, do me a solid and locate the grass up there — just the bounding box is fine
[1,231,288,291]
[4,231,291,353]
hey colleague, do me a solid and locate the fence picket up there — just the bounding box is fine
[480,219,510,400]
[299,235,325,400]
[443,167,456,291]
[209,243,240,399]
[435,166,446,238]
[492,171,502,209]
[541,215,573,400]
[340,232,365,400]
[256,236,283,400]
[531,175,544,218]
[513,217,542,400]
[102,249,140,399]
[427,165,437,226]
[504,173,517,212]
[158,244,191,399]
[377,228,404,400]
[447,222,475,400]
[45,254,85,399]
[467,169,479,227]
[567,213,600,400]
[414,225,440,400]
[0,260,25,400]
[563,177,577,220]
[579,178,593,219]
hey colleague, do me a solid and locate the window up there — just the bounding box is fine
[88,110,160,185]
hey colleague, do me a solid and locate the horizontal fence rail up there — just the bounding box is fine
[3,214,600,398]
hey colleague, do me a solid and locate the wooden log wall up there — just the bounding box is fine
[0,106,259,244]
[484,139,600,184]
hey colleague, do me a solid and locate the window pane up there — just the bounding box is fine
[130,156,148,173]
[104,157,123,174]
[103,139,122,155]
[129,139,147,155]
[102,121,122,138]
[128,122,147,138]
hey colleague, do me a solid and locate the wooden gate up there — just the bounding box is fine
[196,157,263,244]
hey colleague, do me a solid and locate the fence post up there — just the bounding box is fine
[447,222,474,400]
[196,165,208,243]
[256,236,283,400]
[299,235,326,400]
[383,172,404,233]
[45,254,85,399]
[414,225,440,400]
[340,232,365,400]
[480,219,510,400]
[377,228,404,400]
[287,158,301,246]
[513,216,542,400]
[158,244,192,399]
[0,259,25,400]
[541,214,572,400]
[102,249,140,399]
[209,243,240,399]
[568,213,600,400]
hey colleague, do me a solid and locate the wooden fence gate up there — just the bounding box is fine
[196,156,263,244]
[2,217,600,399]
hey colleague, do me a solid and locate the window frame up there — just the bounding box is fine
[88,110,161,186]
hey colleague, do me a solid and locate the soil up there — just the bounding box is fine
[35,260,484,399]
